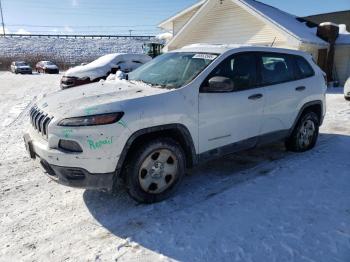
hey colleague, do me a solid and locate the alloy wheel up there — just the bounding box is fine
[297,119,316,149]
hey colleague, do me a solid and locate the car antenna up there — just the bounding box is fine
[270,37,276,47]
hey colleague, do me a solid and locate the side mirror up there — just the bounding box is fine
[202,76,235,93]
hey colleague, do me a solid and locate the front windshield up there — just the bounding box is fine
[44,61,54,65]
[128,52,218,89]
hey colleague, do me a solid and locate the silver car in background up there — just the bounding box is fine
[11,61,32,74]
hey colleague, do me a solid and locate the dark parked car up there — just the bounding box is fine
[36,61,59,74]
[10,61,32,74]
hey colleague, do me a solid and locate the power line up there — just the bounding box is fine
[0,0,5,36]
[8,30,158,33]
[7,24,157,28]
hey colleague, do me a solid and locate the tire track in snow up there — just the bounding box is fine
[0,97,38,161]
[5,96,37,128]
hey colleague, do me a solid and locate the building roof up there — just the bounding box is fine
[160,0,328,46]
[158,0,206,31]
[303,10,350,32]
[240,0,326,45]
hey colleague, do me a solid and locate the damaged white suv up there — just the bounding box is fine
[24,44,327,203]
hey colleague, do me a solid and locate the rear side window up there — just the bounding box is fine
[259,53,295,86]
[294,56,315,79]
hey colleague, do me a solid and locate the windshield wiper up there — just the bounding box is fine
[128,79,172,89]
[129,79,153,87]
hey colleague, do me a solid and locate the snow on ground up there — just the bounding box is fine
[0,72,349,262]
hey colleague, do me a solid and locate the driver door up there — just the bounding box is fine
[198,52,265,155]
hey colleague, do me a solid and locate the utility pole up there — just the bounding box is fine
[0,0,5,36]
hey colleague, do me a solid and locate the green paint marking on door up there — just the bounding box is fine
[118,120,127,128]
[87,137,113,150]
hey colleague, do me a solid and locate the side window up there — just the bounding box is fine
[259,53,295,86]
[294,56,315,79]
[204,53,257,91]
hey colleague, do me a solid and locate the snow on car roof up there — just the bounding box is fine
[179,43,311,57]
[88,53,123,67]
[87,53,151,67]
[179,43,251,54]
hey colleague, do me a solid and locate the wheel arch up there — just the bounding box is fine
[289,100,323,136]
[116,124,197,178]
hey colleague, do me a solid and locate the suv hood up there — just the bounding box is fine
[36,80,169,118]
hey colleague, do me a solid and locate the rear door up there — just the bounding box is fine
[257,52,303,135]
[198,52,265,154]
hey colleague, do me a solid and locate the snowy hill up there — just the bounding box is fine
[0,36,155,69]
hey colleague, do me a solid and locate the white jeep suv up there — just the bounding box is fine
[24,44,327,203]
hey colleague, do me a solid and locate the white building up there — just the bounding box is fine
[159,0,350,85]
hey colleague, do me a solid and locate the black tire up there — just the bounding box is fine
[345,96,350,101]
[124,138,186,203]
[285,111,319,152]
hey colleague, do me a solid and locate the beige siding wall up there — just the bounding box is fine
[299,43,321,61]
[334,45,350,86]
[173,6,201,35]
[168,0,290,50]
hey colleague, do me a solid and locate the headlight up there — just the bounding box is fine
[58,112,124,127]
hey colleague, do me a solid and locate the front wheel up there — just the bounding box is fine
[285,111,319,152]
[125,138,186,203]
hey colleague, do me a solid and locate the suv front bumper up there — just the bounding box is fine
[40,159,114,190]
[24,133,117,191]
[60,76,92,89]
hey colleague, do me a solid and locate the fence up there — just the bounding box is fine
[0,34,156,70]
[0,34,154,40]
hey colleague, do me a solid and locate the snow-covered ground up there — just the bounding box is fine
[0,72,349,262]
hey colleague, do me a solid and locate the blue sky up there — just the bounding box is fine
[1,0,349,35]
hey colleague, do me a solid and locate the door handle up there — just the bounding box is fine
[248,94,263,100]
[295,86,306,91]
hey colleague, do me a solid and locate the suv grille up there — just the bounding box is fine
[29,106,53,139]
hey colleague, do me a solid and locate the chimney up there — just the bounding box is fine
[317,22,339,82]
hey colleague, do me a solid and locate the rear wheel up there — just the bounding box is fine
[124,138,185,203]
[345,96,350,101]
[285,111,319,152]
